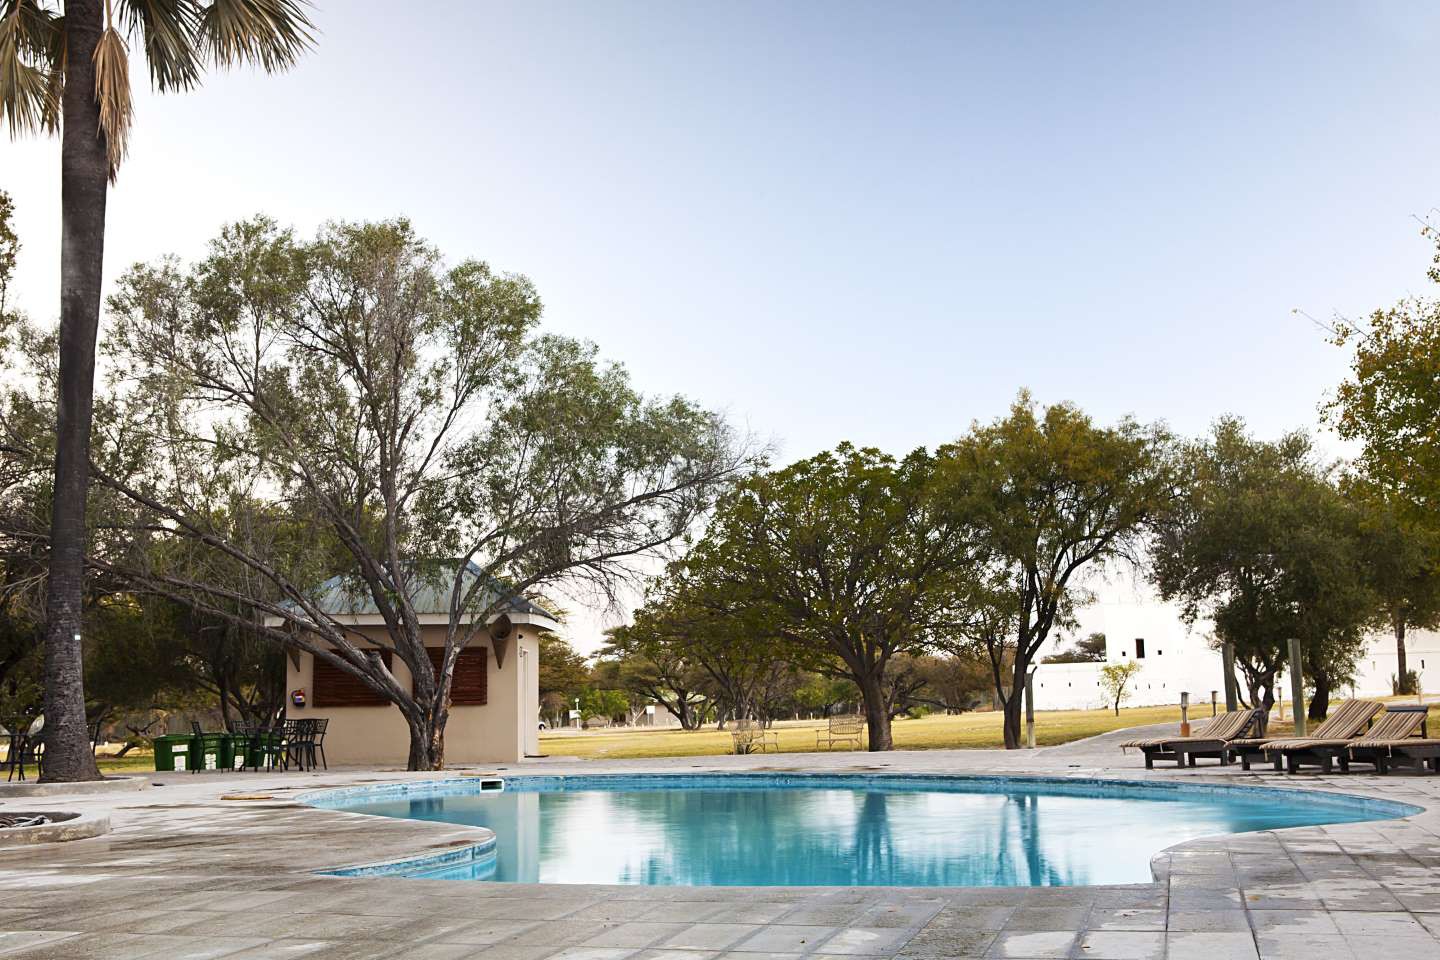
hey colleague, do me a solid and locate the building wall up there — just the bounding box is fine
[1029,600,1440,712]
[1030,601,1227,711]
[284,624,541,765]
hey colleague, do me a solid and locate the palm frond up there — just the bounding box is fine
[8,0,61,58]
[119,0,202,91]
[0,3,56,137]
[93,24,133,181]
[38,10,61,133]
[200,0,314,73]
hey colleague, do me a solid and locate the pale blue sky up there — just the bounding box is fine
[5,2,1440,647]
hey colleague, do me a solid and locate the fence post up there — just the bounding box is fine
[1288,637,1307,738]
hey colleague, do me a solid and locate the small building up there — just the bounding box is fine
[270,563,560,765]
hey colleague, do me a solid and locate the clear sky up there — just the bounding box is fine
[4,2,1439,652]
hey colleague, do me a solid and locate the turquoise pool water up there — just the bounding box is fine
[307,774,1417,887]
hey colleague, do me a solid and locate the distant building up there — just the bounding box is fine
[267,562,560,764]
[1029,600,1440,711]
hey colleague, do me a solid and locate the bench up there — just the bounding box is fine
[816,714,865,751]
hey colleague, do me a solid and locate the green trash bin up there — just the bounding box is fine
[153,734,197,772]
[195,732,226,772]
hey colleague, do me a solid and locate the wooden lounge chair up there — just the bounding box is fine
[1346,705,1440,774]
[1249,699,1384,773]
[731,718,778,755]
[816,714,865,751]
[1119,709,1266,769]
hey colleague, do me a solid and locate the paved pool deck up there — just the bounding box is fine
[6,723,1440,960]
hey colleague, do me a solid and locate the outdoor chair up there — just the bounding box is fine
[286,719,319,771]
[816,714,865,751]
[309,718,329,770]
[730,718,778,755]
[1346,705,1440,774]
[1119,708,1266,769]
[2,720,41,782]
[1247,699,1385,773]
[249,724,284,772]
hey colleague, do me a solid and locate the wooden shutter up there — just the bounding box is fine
[312,651,391,707]
[420,647,488,706]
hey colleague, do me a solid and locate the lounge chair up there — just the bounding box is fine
[816,714,865,751]
[1119,708,1266,768]
[1248,699,1384,773]
[1346,705,1440,774]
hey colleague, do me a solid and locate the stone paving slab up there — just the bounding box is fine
[4,724,1440,958]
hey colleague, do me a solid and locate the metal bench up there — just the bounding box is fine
[816,714,865,751]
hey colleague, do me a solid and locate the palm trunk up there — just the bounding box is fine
[40,0,107,784]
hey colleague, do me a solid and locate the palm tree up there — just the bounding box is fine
[0,0,315,781]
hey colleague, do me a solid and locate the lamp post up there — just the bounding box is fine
[1287,637,1306,738]
[1180,691,1190,737]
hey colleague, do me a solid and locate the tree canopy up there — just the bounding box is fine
[15,216,746,770]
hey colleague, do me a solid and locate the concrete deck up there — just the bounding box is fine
[6,724,1440,959]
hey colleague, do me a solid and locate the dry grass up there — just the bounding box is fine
[536,703,1201,760]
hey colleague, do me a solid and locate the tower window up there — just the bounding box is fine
[1135,638,1146,659]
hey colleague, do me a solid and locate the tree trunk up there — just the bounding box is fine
[1308,671,1331,722]
[1001,692,1022,749]
[1396,619,1411,693]
[858,674,892,751]
[40,0,107,784]
[404,710,446,771]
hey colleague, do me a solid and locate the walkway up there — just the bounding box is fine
[4,724,1440,959]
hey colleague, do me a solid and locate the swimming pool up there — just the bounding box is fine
[302,773,1418,887]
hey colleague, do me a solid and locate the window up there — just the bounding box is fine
[1135,638,1146,659]
[313,650,392,707]
[416,647,488,706]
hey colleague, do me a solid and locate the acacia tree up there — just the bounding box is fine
[1324,234,1440,692]
[934,396,1172,749]
[1,0,316,782]
[1099,660,1140,715]
[1151,418,1376,716]
[600,615,707,730]
[675,444,976,750]
[1353,496,1440,693]
[79,217,741,770]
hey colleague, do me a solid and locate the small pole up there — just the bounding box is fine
[1211,690,1218,717]
[1221,643,1239,712]
[1287,637,1307,738]
[1179,691,1190,737]
[1024,669,1037,749]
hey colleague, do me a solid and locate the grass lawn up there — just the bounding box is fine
[537,703,1200,760]
[96,752,159,774]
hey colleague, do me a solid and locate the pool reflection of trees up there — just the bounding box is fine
[519,789,1089,886]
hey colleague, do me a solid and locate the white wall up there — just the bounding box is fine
[1029,601,1440,712]
[1030,600,1226,711]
